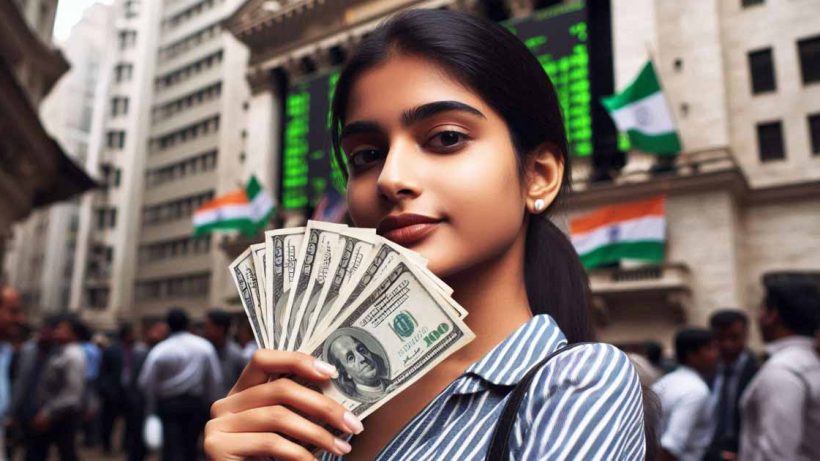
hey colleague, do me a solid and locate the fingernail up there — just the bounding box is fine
[343,411,364,434]
[313,359,338,378]
[334,437,352,455]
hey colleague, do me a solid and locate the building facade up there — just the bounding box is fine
[67,0,251,327]
[226,0,820,349]
[0,0,96,311]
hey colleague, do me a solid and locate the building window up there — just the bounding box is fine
[756,121,785,162]
[135,272,211,301]
[809,113,820,156]
[748,48,776,94]
[797,35,820,85]
[124,0,139,18]
[114,63,133,83]
[106,130,126,149]
[741,0,764,7]
[145,150,218,187]
[86,287,110,309]
[118,30,137,50]
[95,207,117,230]
[142,190,215,226]
[110,96,129,116]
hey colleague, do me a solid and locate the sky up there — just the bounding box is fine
[53,0,113,42]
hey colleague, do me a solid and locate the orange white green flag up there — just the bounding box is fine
[569,196,666,269]
[193,175,275,236]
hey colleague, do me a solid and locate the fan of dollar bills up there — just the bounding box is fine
[229,220,475,420]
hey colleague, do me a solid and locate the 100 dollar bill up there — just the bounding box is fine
[302,259,474,419]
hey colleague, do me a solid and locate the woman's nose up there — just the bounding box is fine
[377,139,422,203]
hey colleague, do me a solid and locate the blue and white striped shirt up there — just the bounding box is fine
[322,314,646,460]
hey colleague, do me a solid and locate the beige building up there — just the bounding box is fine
[226,0,820,349]
[66,0,251,327]
[0,0,96,311]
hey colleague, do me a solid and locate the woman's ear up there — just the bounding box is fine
[524,144,564,213]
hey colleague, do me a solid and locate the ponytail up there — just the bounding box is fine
[525,215,594,343]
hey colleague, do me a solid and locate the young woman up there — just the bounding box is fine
[205,9,646,460]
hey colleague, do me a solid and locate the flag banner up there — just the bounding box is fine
[601,62,681,155]
[570,196,666,269]
[193,175,275,236]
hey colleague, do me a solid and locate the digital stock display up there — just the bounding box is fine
[504,1,592,157]
[280,0,594,210]
[281,70,342,210]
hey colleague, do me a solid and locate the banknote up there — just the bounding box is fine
[281,222,348,351]
[302,259,475,419]
[265,227,305,350]
[229,248,267,348]
[297,227,376,347]
[249,242,269,345]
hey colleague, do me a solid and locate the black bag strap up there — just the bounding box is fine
[485,342,592,461]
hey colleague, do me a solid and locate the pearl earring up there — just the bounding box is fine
[533,198,545,213]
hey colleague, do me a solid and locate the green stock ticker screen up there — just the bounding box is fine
[280,1,593,210]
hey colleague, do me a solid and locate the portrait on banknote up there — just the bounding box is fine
[323,327,392,402]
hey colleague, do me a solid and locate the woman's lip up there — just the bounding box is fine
[377,213,441,235]
[381,222,440,246]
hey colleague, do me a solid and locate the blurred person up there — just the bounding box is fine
[202,309,245,397]
[99,323,149,461]
[652,328,719,461]
[704,309,758,461]
[8,317,55,461]
[143,319,168,348]
[138,308,221,461]
[235,319,257,362]
[739,278,820,461]
[645,340,673,375]
[21,314,86,461]
[76,322,101,448]
[0,287,26,461]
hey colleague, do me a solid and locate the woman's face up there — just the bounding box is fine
[342,55,526,278]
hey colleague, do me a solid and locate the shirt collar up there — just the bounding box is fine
[453,315,567,393]
[765,335,815,356]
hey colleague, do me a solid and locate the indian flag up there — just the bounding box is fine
[602,61,681,155]
[570,196,666,269]
[193,176,275,236]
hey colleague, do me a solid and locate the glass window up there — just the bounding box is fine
[797,35,820,84]
[756,121,786,162]
[748,48,776,94]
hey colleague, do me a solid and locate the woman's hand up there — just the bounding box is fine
[205,349,364,460]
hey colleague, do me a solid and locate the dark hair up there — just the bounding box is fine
[54,313,86,340]
[763,278,820,337]
[166,307,189,333]
[674,328,714,365]
[644,341,663,367]
[206,308,232,334]
[329,9,592,343]
[709,309,748,330]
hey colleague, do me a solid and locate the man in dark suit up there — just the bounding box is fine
[705,309,759,461]
[98,323,148,461]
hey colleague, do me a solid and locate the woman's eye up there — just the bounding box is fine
[427,131,468,149]
[349,148,383,168]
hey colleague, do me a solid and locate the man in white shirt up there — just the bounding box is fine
[138,308,222,461]
[652,328,719,461]
[739,276,820,461]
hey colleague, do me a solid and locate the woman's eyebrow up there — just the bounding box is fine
[340,121,386,141]
[401,100,486,126]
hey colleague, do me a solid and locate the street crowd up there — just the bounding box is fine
[0,288,257,461]
[631,274,820,461]
[0,274,817,461]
